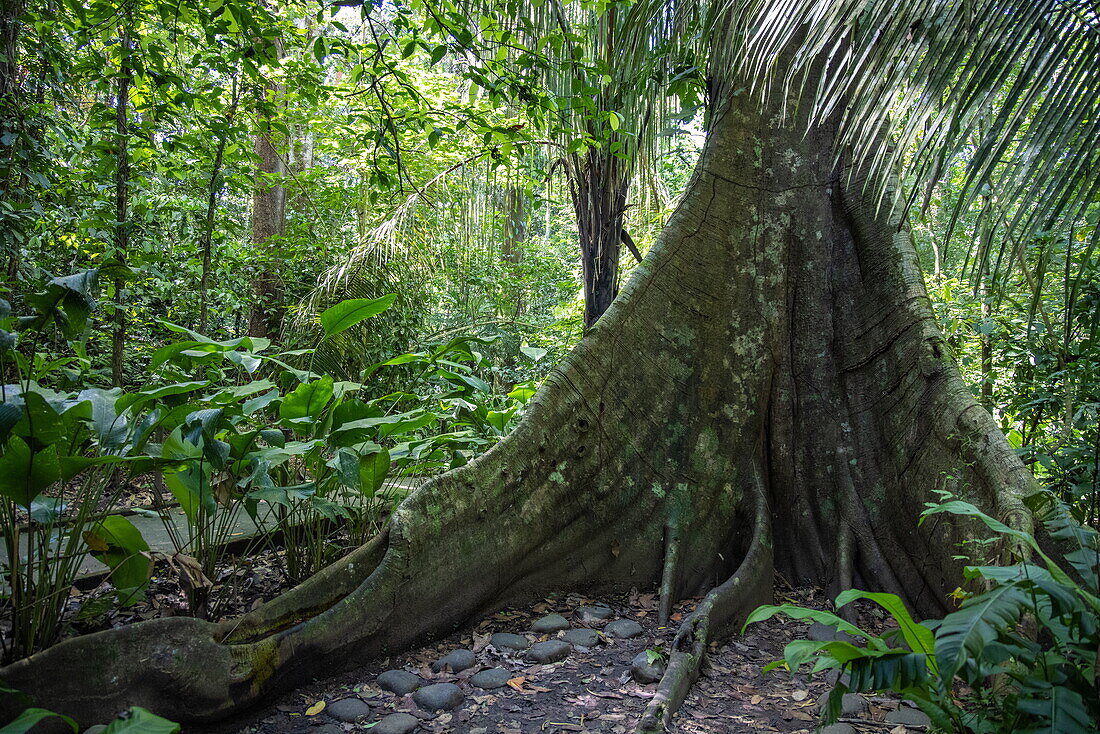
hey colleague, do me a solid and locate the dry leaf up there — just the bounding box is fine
[750,695,763,705]
[890,727,908,734]
[506,677,526,692]
[671,612,683,621]
[305,701,325,716]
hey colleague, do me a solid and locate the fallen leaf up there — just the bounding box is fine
[890,727,908,734]
[750,695,763,705]
[305,701,325,716]
[671,612,683,621]
[791,690,809,702]
[611,540,621,557]
[506,677,526,692]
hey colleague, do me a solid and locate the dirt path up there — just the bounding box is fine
[218,586,921,734]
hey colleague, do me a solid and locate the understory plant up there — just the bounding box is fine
[745,493,1100,733]
[0,273,151,661]
[0,275,542,648]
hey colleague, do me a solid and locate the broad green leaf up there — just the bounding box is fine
[0,708,77,733]
[743,604,870,639]
[0,438,61,507]
[279,376,334,421]
[835,590,935,662]
[103,707,180,734]
[358,448,390,496]
[319,295,396,337]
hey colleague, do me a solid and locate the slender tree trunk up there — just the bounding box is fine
[198,82,240,334]
[0,0,25,280]
[569,147,630,328]
[502,184,526,317]
[111,30,131,386]
[0,66,1037,728]
[247,81,286,339]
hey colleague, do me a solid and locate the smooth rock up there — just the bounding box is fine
[820,725,857,734]
[885,708,932,727]
[575,606,613,624]
[377,669,422,695]
[491,632,530,651]
[561,628,599,647]
[413,682,464,711]
[83,728,107,734]
[314,727,343,734]
[371,713,420,734]
[604,619,644,638]
[470,667,513,689]
[807,622,858,644]
[326,697,371,722]
[630,651,666,683]
[526,639,571,663]
[531,613,570,633]
[431,648,475,673]
[817,692,868,716]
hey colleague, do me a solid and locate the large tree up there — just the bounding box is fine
[0,36,1037,730]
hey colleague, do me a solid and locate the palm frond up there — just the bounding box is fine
[733,0,1100,282]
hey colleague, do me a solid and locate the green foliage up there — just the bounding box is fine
[746,494,1100,733]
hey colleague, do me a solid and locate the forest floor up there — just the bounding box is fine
[213,584,929,734]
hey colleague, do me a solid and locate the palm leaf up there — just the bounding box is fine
[935,582,1030,677]
[734,0,1100,293]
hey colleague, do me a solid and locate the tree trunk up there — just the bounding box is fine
[111,30,131,386]
[0,73,1035,728]
[247,85,286,339]
[570,147,629,328]
[0,0,24,280]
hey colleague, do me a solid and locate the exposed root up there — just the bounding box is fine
[658,516,681,626]
[636,466,773,734]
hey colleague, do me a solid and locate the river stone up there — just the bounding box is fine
[491,632,530,651]
[326,697,371,722]
[886,708,932,727]
[431,648,475,673]
[372,713,420,734]
[808,622,858,644]
[378,669,422,695]
[820,725,857,734]
[816,692,868,716]
[413,682,464,711]
[470,667,513,689]
[562,628,599,647]
[526,639,571,663]
[575,606,613,624]
[83,728,107,734]
[531,613,570,633]
[630,651,666,683]
[604,619,644,638]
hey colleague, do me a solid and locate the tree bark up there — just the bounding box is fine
[0,0,25,280]
[569,147,630,328]
[111,29,131,386]
[0,72,1036,728]
[247,83,286,339]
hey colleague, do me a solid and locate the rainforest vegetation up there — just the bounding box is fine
[0,0,1098,732]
